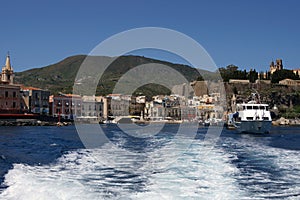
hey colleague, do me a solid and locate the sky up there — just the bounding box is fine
[0,0,300,72]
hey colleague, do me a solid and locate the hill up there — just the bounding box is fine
[15,55,216,97]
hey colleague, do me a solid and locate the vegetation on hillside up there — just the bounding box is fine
[15,55,215,97]
[219,65,300,84]
[270,69,300,83]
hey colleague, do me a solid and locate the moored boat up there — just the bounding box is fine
[229,93,272,134]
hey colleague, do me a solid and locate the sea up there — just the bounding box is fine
[0,124,299,200]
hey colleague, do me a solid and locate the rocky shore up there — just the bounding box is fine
[0,120,72,126]
[272,117,300,126]
[1,118,300,126]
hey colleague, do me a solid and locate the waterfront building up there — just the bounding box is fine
[50,93,82,119]
[80,95,104,122]
[106,94,130,117]
[146,95,182,120]
[0,54,24,114]
[129,96,145,116]
[0,84,24,114]
[21,86,51,115]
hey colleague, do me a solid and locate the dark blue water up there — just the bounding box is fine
[0,124,299,199]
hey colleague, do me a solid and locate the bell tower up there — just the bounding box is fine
[1,53,14,84]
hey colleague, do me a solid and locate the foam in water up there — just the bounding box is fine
[222,136,300,199]
[1,134,299,199]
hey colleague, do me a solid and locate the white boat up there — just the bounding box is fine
[230,93,272,134]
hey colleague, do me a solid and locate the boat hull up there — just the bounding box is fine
[235,120,272,134]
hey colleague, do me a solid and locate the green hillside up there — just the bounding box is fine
[15,55,216,97]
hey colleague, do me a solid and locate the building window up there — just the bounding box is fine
[13,92,16,98]
[13,102,16,108]
[5,91,8,98]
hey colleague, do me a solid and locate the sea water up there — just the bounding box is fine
[0,125,299,199]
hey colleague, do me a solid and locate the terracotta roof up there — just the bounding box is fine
[54,93,81,98]
[21,86,42,90]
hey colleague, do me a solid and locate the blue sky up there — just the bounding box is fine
[0,0,299,72]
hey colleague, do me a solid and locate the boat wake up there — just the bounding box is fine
[0,131,299,199]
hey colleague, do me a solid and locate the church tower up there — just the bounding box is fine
[269,59,283,74]
[1,53,14,84]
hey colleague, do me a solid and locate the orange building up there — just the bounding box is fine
[0,54,25,114]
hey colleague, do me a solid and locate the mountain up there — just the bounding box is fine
[15,55,216,97]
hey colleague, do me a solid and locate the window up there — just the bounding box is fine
[5,91,8,98]
[246,106,252,110]
[253,106,259,110]
[13,102,16,108]
[13,92,16,98]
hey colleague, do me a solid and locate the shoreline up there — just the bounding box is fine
[0,120,72,126]
[1,119,300,127]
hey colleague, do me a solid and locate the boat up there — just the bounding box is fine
[229,93,272,134]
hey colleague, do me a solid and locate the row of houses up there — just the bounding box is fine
[145,93,224,121]
[0,54,225,122]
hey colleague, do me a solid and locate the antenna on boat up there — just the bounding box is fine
[251,89,261,103]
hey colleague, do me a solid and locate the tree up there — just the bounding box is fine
[196,76,204,81]
[248,69,258,83]
[271,69,300,83]
[219,65,246,82]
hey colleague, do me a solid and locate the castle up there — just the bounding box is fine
[269,59,283,74]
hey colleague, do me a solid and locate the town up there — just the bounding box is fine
[1,54,300,126]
